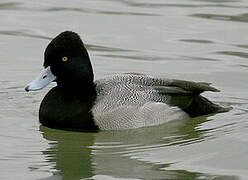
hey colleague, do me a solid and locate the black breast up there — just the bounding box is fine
[39,86,98,131]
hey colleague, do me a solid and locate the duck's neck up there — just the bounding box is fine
[57,78,96,101]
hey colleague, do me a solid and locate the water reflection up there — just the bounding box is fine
[191,0,241,3]
[0,30,51,40]
[38,116,236,180]
[40,127,95,179]
[236,44,248,49]
[217,51,248,59]
[100,54,165,61]
[180,56,221,62]
[106,1,202,8]
[0,2,21,10]
[192,13,248,23]
[44,7,160,16]
[86,44,136,53]
[179,39,214,44]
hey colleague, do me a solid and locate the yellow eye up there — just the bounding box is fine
[62,56,68,62]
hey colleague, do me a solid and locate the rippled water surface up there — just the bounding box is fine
[1,0,248,179]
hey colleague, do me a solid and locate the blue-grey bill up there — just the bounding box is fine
[25,66,56,92]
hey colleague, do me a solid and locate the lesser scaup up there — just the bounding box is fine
[25,31,231,131]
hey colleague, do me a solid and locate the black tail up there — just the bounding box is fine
[183,95,231,117]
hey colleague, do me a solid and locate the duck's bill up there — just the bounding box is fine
[25,66,56,92]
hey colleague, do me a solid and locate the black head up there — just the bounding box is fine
[44,31,94,89]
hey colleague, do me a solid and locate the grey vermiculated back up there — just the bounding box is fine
[91,74,192,130]
[91,73,229,130]
[93,74,171,111]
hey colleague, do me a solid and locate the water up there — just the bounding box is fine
[0,0,248,179]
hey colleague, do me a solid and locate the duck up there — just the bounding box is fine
[25,31,231,131]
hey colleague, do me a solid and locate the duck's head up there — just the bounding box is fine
[25,31,94,92]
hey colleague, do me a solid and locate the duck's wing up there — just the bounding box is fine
[153,79,219,94]
[122,73,219,94]
[120,74,231,116]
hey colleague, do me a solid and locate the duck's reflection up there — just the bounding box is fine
[40,126,95,179]
[39,116,236,180]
